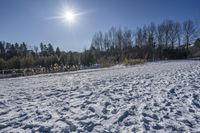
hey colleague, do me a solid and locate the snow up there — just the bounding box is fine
[0,60,200,132]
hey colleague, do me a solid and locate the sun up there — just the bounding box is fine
[64,10,76,23]
[47,7,89,26]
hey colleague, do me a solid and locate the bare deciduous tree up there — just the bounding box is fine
[157,24,165,47]
[183,20,197,50]
[174,22,182,47]
[168,20,177,48]
[163,20,171,48]
[135,28,143,47]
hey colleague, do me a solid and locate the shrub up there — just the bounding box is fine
[123,58,129,66]
[123,58,145,66]
[0,58,6,70]
[7,56,20,69]
[21,53,34,68]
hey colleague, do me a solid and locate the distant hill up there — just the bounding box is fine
[189,38,200,58]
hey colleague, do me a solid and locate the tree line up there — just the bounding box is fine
[0,19,199,70]
[0,42,77,70]
[90,19,199,64]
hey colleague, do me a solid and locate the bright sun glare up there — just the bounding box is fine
[64,10,76,23]
[48,7,88,26]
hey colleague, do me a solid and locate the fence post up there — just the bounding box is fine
[2,70,4,78]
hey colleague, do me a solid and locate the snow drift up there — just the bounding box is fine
[0,61,200,132]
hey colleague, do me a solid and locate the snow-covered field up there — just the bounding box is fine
[0,61,200,132]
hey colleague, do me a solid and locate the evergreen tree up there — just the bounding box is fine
[56,47,61,57]
[48,43,54,55]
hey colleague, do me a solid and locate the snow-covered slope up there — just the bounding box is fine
[0,61,200,132]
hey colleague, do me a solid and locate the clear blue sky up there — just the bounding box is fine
[0,0,199,51]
